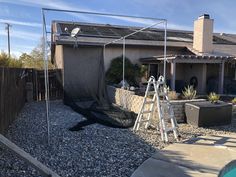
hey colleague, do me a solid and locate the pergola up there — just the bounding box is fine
[140,54,235,94]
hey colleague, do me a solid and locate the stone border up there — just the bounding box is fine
[107,86,208,122]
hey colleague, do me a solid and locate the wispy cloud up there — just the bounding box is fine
[0,29,40,41]
[0,19,41,28]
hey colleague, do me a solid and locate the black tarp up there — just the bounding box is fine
[60,45,135,129]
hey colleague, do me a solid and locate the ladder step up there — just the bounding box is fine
[165,127,177,132]
[145,101,155,104]
[142,110,152,114]
[147,91,155,96]
[138,120,149,123]
[159,92,167,96]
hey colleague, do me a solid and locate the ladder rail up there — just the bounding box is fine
[133,77,154,131]
[133,75,179,143]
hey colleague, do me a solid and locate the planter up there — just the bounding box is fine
[185,101,232,127]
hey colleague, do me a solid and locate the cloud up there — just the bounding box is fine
[0,0,192,31]
[0,29,41,41]
[0,19,41,28]
[0,44,34,57]
[168,23,192,31]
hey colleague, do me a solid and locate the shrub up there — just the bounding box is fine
[232,98,236,104]
[182,85,196,100]
[208,92,220,103]
[106,56,144,86]
[0,51,22,68]
[168,91,179,100]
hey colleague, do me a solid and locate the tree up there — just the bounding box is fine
[0,51,22,68]
[19,38,54,69]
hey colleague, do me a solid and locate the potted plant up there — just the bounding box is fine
[185,92,232,127]
[208,92,220,104]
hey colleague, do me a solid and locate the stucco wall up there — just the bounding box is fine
[54,45,64,69]
[104,46,183,71]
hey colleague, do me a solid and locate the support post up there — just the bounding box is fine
[170,61,176,91]
[5,23,11,57]
[163,20,167,81]
[122,38,126,109]
[42,9,50,145]
[218,62,225,94]
[200,64,207,94]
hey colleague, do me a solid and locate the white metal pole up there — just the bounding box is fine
[42,9,50,145]
[122,38,126,108]
[163,20,167,81]
[123,38,125,89]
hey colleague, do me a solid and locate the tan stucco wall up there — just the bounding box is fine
[54,45,64,69]
[104,46,183,71]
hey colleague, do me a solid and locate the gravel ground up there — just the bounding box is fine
[0,100,236,177]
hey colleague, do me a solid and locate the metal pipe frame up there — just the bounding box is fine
[42,8,166,23]
[42,7,168,139]
[103,21,167,109]
[42,9,50,145]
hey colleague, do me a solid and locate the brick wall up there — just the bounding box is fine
[170,99,206,122]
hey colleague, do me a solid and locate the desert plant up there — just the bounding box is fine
[168,91,179,100]
[182,85,196,100]
[232,98,236,104]
[163,84,170,93]
[208,92,220,103]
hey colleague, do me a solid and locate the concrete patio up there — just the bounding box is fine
[131,134,236,177]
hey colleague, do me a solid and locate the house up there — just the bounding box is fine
[51,14,236,96]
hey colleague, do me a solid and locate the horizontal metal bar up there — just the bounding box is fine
[104,21,164,46]
[42,8,166,22]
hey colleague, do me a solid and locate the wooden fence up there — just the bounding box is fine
[26,69,63,101]
[0,68,26,134]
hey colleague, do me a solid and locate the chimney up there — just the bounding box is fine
[193,14,213,53]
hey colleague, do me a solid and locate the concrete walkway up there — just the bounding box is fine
[131,134,236,177]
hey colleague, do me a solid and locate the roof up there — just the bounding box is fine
[140,53,235,64]
[52,21,236,45]
[139,45,236,64]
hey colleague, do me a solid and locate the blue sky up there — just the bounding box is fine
[0,0,235,57]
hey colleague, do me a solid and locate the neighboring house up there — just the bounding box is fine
[51,14,236,95]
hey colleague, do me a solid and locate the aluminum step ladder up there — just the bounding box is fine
[133,75,179,142]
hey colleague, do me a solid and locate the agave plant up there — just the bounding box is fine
[232,97,236,105]
[182,85,196,100]
[208,92,220,104]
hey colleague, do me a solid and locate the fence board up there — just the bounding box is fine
[0,68,26,134]
[26,69,63,101]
